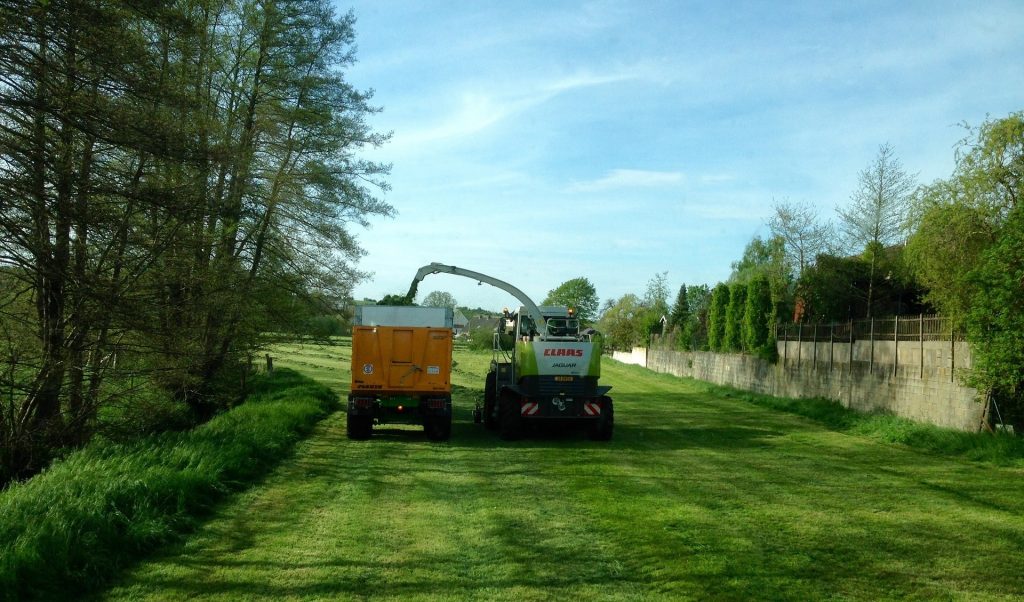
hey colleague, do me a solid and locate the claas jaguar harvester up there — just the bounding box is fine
[407,263,613,441]
[347,305,454,441]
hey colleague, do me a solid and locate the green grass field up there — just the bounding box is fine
[102,341,1024,601]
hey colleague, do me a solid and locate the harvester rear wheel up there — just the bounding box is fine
[424,414,452,442]
[347,414,373,440]
[588,396,614,441]
[498,393,522,441]
[483,371,497,430]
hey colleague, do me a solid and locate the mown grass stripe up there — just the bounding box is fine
[100,343,1024,601]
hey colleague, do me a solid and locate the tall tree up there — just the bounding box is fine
[967,203,1024,431]
[905,199,994,326]
[724,282,746,352]
[905,113,1023,325]
[0,0,391,482]
[643,272,670,315]
[743,276,773,357]
[669,284,689,333]
[837,143,917,317]
[682,284,711,351]
[422,290,458,310]
[641,272,670,343]
[768,199,833,279]
[597,294,645,351]
[730,235,792,326]
[707,283,730,352]
[542,277,599,324]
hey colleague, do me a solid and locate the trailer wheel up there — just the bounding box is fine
[498,394,521,441]
[424,414,452,442]
[483,371,497,430]
[347,414,373,440]
[588,397,614,441]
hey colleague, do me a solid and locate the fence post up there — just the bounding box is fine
[919,313,924,379]
[783,324,788,364]
[829,322,834,372]
[869,318,875,373]
[812,324,818,372]
[893,315,899,377]
[950,321,955,383]
[266,354,274,373]
[849,319,854,371]
[797,323,802,368]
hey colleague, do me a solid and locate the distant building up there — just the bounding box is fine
[453,310,469,335]
[467,314,498,333]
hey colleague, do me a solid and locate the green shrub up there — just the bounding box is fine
[0,369,336,600]
[707,283,730,352]
[743,276,773,355]
[724,282,746,352]
[467,327,496,351]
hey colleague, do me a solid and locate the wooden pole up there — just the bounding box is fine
[869,318,874,373]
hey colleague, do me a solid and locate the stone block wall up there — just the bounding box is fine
[611,347,648,367]
[642,343,983,432]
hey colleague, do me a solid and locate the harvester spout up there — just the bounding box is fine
[406,263,548,337]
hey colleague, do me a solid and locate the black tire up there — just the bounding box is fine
[483,371,497,430]
[347,414,372,440]
[498,395,522,441]
[588,397,614,441]
[424,413,452,442]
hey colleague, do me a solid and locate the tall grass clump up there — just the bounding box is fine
[706,384,1024,465]
[0,368,336,600]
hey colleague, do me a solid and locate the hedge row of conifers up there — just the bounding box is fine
[0,369,336,601]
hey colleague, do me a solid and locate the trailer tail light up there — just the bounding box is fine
[428,399,446,409]
[397,405,405,413]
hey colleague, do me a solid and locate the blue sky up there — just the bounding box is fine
[338,1,1024,312]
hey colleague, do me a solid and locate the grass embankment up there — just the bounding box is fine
[707,384,1024,466]
[103,342,1024,601]
[0,369,335,601]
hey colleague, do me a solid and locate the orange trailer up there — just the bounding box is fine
[347,307,454,440]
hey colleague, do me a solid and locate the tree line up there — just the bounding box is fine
[0,0,390,485]
[596,112,1023,429]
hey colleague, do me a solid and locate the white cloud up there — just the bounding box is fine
[384,68,646,154]
[565,169,685,193]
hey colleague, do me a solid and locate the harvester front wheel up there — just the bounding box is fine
[588,396,614,441]
[483,371,497,430]
[347,414,373,440]
[498,393,522,441]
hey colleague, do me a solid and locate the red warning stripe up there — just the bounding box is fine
[584,402,601,416]
[521,402,540,416]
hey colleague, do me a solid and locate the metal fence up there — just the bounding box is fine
[776,314,963,343]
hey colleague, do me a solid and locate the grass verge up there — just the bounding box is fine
[706,383,1024,465]
[0,368,336,601]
